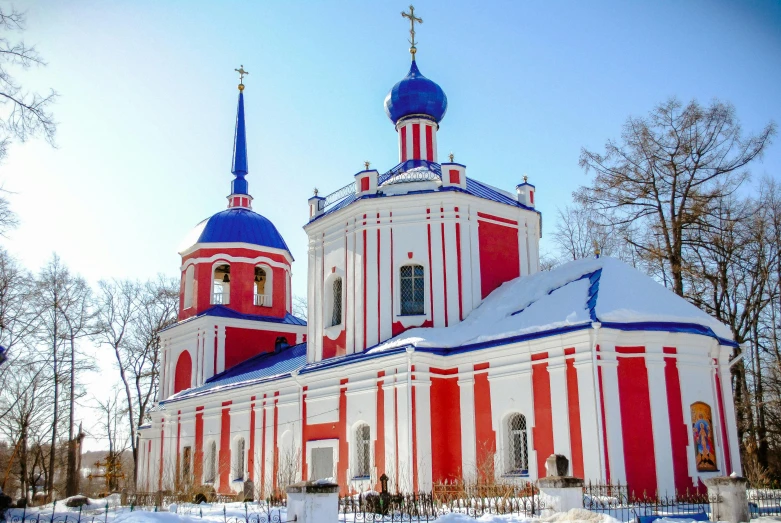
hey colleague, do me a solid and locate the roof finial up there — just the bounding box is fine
[401,5,422,60]
[364,161,371,170]
[235,64,249,91]
[593,239,601,259]
[448,152,454,162]
[523,174,528,183]
[313,187,319,196]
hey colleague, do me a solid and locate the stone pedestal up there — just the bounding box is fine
[703,476,749,523]
[286,481,339,523]
[537,476,585,513]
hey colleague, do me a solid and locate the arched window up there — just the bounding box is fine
[507,413,528,474]
[234,437,246,481]
[331,277,343,326]
[354,424,371,478]
[174,351,192,394]
[183,265,195,309]
[400,264,425,315]
[254,267,271,307]
[213,264,230,305]
[205,441,217,483]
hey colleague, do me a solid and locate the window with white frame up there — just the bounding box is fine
[354,424,371,478]
[400,264,425,315]
[234,438,245,481]
[205,440,216,483]
[507,413,528,474]
[331,277,343,326]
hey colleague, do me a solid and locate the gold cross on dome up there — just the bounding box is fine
[235,65,249,84]
[401,5,423,58]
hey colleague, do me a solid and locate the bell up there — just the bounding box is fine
[254,275,261,283]
[222,274,230,283]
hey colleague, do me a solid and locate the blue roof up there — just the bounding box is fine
[192,208,292,253]
[230,90,249,195]
[384,59,447,125]
[312,165,535,223]
[164,305,306,332]
[164,342,307,402]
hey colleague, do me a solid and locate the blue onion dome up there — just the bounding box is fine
[384,60,448,125]
[181,208,291,254]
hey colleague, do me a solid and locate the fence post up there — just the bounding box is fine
[286,481,339,523]
[703,476,749,523]
[536,454,584,514]
[104,502,109,523]
[51,500,57,523]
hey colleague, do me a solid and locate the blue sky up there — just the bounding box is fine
[5,1,780,447]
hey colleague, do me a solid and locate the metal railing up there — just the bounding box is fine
[582,481,718,522]
[213,292,229,305]
[254,294,271,307]
[322,160,443,211]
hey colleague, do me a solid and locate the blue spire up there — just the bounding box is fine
[231,89,249,195]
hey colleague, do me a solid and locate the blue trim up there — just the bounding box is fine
[600,321,738,348]
[510,269,600,318]
[162,305,306,332]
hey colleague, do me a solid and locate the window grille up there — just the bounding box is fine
[355,424,371,477]
[508,414,528,474]
[235,438,245,481]
[400,265,425,315]
[205,441,216,483]
[331,278,343,326]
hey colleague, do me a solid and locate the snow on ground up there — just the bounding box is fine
[369,257,732,353]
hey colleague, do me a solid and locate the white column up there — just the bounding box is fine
[346,224,357,355]
[414,376,432,491]
[574,357,602,480]
[353,227,365,352]
[379,217,393,344]
[429,216,446,327]
[458,373,477,482]
[646,354,675,494]
[469,207,482,309]
[365,224,380,348]
[382,376,398,491]
[216,325,226,374]
[443,216,460,326]
[518,216,530,277]
[599,354,626,482]
[458,216,474,318]
[548,361,572,458]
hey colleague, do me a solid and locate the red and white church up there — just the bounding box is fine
[137,34,741,499]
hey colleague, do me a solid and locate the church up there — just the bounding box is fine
[137,10,741,499]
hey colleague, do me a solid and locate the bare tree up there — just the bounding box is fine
[292,295,307,321]
[93,390,129,493]
[576,98,775,297]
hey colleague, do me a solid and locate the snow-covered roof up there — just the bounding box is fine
[370,256,734,353]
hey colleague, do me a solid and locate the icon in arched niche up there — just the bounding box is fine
[691,402,718,471]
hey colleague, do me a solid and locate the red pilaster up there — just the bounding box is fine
[249,396,256,481]
[194,407,204,482]
[531,353,554,479]
[564,349,584,478]
[664,348,695,490]
[473,363,495,481]
[219,401,232,492]
[429,367,462,482]
[375,371,386,489]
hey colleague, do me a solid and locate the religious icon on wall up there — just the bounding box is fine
[691,402,718,471]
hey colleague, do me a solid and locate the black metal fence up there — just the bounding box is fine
[6,501,112,523]
[339,488,543,522]
[582,481,718,523]
[748,488,781,517]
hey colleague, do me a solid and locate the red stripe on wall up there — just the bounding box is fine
[455,221,463,321]
[427,214,434,325]
[376,371,386,489]
[176,413,182,487]
[476,212,518,225]
[441,221,449,327]
[595,347,611,480]
[219,401,232,493]
[260,394,267,496]
[213,328,218,375]
[363,229,367,351]
[377,227,381,346]
[249,396,256,481]
[564,349,584,478]
[401,126,408,162]
[714,364,733,474]
[425,124,433,161]
[616,347,657,496]
[273,393,279,492]
[663,348,694,490]
[430,367,463,482]
[531,354,554,479]
[412,123,421,159]
[411,366,419,491]
[194,407,204,482]
[158,429,164,491]
[474,363,495,481]
[394,374,400,489]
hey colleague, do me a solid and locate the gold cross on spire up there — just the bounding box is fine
[401,5,423,59]
[235,64,249,90]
